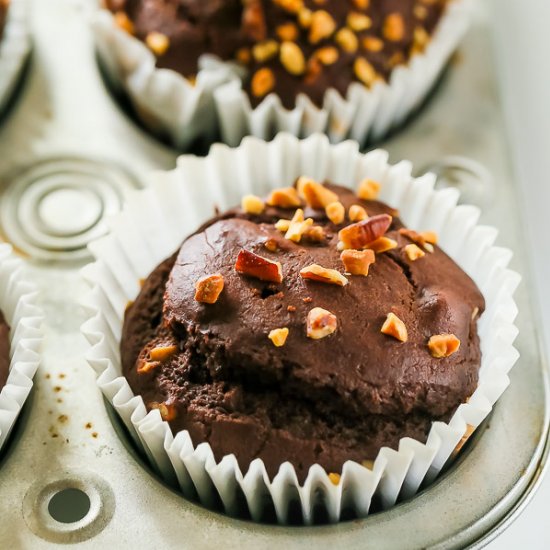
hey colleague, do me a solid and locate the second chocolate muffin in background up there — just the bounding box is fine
[105,0,446,108]
[121,179,484,482]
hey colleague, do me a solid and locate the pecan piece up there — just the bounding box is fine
[280,41,306,75]
[251,68,275,98]
[325,201,345,224]
[354,57,377,86]
[349,204,368,222]
[383,13,405,42]
[298,177,339,208]
[268,327,289,347]
[307,307,337,339]
[309,10,336,44]
[302,225,326,243]
[335,28,358,53]
[366,237,397,253]
[428,334,461,358]
[341,249,375,276]
[137,361,159,375]
[285,209,313,242]
[235,250,283,283]
[338,214,392,249]
[241,194,265,214]
[328,473,341,485]
[381,312,408,342]
[267,186,301,208]
[404,243,425,261]
[195,273,225,304]
[347,12,372,32]
[149,345,178,362]
[300,264,349,286]
[357,178,381,200]
[145,32,170,56]
[150,402,177,421]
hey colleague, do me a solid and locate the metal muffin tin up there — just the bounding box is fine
[0,0,547,548]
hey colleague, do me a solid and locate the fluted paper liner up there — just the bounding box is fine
[0,243,42,452]
[0,0,31,115]
[82,134,520,524]
[92,0,472,149]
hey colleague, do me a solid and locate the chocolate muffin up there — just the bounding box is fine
[105,0,448,108]
[121,180,484,481]
[0,310,10,391]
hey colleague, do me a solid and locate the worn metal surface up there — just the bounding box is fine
[0,0,547,548]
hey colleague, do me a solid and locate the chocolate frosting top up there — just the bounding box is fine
[164,184,484,420]
[106,0,447,108]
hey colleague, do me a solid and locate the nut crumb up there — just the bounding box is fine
[300,264,349,286]
[325,201,345,224]
[150,345,178,362]
[150,402,177,422]
[307,307,337,339]
[298,177,338,208]
[137,361,159,375]
[328,472,341,485]
[242,194,265,215]
[357,178,381,200]
[381,312,408,342]
[285,209,314,242]
[287,305,297,312]
[348,204,368,222]
[365,236,397,253]
[251,67,275,98]
[267,187,301,208]
[268,327,289,347]
[404,243,425,261]
[341,249,375,276]
[194,273,225,304]
[428,334,461,358]
[145,31,170,56]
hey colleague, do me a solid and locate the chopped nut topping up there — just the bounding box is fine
[366,236,397,253]
[274,0,304,14]
[268,327,289,347]
[299,178,339,208]
[195,273,225,304]
[347,12,372,32]
[285,209,314,242]
[420,231,438,244]
[252,39,279,62]
[251,67,275,97]
[236,47,252,64]
[314,46,339,65]
[357,178,381,200]
[275,219,291,232]
[287,305,297,312]
[338,214,392,249]
[381,312,408,342]
[241,194,265,214]
[303,225,326,242]
[242,0,267,42]
[363,36,384,52]
[335,27,358,53]
[145,32,170,56]
[309,10,337,44]
[137,361,159,375]
[404,243,425,261]
[300,264,349,286]
[414,5,429,20]
[264,238,279,252]
[303,296,313,303]
[353,0,370,8]
[383,13,405,42]
[349,204,368,222]
[298,7,313,28]
[267,186,301,208]
[150,402,177,421]
[307,307,337,339]
[412,26,430,54]
[114,11,135,34]
[150,345,178,362]
[428,334,461,358]
[328,473,341,485]
[280,41,306,75]
[276,22,299,41]
[235,250,283,283]
[325,201,345,224]
[354,57,377,86]
[341,249,375,276]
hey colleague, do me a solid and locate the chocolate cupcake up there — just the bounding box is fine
[121,180,484,481]
[0,311,9,391]
[95,0,472,146]
[83,135,519,522]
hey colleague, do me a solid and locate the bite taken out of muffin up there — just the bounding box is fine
[121,177,484,482]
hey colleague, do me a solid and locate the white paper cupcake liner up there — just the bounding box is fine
[0,243,42,452]
[92,1,472,149]
[81,133,520,524]
[0,0,31,116]
[216,0,473,147]
[92,8,238,150]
